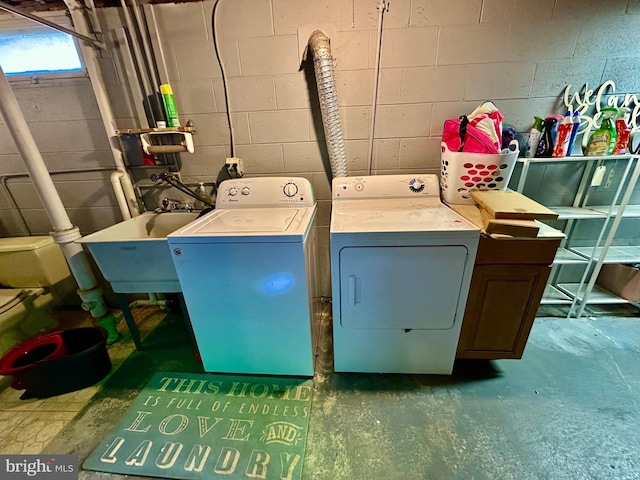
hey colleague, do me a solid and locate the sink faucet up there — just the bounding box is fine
[157,198,193,212]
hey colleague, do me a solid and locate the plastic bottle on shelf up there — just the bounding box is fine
[535,115,562,158]
[566,110,581,156]
[613,107,631,155]
[585,107,618,156]
[552,109,575,158]
[526,116,544,158]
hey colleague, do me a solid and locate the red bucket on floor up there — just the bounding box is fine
[0,327,111,399]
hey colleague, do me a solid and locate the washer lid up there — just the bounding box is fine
[331,199,479,235]
[197,209,298,233]
[168,206,316,243]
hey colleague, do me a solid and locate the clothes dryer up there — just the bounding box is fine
[330,175,480,374]
[168,177,319,376]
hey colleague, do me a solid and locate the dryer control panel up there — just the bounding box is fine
[332,174,440,200]
[218,177,315,208]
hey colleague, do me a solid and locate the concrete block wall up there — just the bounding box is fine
[2,0,640,295]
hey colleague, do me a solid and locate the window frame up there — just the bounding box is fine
[0,11,86,81]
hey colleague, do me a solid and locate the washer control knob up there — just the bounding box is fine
[409,178,425,193]
[354,183,365,192]
[283,182,298,197]
[241,187,251,196]
[228,187,238,196]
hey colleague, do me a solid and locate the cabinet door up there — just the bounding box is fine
[457,264,551,359]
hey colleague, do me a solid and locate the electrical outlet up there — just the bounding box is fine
[297,24,337,66]
[605,169,615,188]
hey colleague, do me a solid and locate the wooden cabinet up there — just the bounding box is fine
[456,235,560,359]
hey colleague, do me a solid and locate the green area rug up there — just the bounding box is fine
[83,371,312,479]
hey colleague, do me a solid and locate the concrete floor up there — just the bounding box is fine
[2,304,640,479]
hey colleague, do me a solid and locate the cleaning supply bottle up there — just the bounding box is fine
[526,116,544,158]
[585,107,618,156]
[553,109,574,158]
[160,84,180,128]
[613,107,631,155]
[535,115,562,158]
[194,182,211,210]
[567,110,581,156]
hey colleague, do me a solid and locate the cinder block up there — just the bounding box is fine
[378,69,403,105]
[497,97,566,131]
[437,24,508,65]
[575,16,640,59]
[0,209,28,236]
[178,145,228,178]
[152,2,208,43]
[68,207,122,235]
[341,106,370,140]
[172,79,216,115]
[374,104,431,139]
[235,144,284,173]
[506,20,580,62]
[399,137,441,169]
[373,139,401,170]
[0,126,19,155]
[335,70,373,106]
[188,113,244,146]
[401,66,468,103]
[553,0,627,19]
[275,73,317,110]
[273,0,341,36]
[481,0,554,23]
[282,142,326,173]
[430,101,483,136]
[411,0,481,26]
[466,62,536,101]
[13,82,100,122]
[379,27,438,68]
[249,110,310,143]
[344,140,369,172]
[57,180,117,208]
[238,36,299,76]
[228,77,276,112]
[209,0,273,39]
[30,120,110,153]
[333,31,370,71]
[339,0,410,30]
[173,40,225,80]
[533,59,606,98]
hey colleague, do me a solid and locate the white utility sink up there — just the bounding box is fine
[78,212,199,293]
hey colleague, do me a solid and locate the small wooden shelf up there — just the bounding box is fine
[117,126,196,135]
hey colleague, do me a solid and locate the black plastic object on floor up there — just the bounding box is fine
[0,327,112,400]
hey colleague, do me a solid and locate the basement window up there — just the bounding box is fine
[0,30,83,76]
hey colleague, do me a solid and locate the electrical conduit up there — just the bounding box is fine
[308,31,348,178]
[65,0,139,220]
[0,64,121,343]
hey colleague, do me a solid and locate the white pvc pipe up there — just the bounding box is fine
[65,0,140,218]
[0,65,73,231]
[111,171,132,220]
[0,64,108,320]
[367,0,386,176]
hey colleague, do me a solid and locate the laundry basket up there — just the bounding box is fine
[440,140,519,205]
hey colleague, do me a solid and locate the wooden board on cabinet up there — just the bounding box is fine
[479,208,540,237]
[470,190,559,220]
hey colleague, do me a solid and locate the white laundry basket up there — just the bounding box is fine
[440,140,519,205]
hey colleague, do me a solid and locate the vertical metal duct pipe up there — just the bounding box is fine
[0,64,121,343]
[308,31,348,179]
[65,0,139,220]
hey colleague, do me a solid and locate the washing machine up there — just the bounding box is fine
[168,177,319,376]
[330,174,480,374]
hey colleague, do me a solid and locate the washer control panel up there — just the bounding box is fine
[218,177,315,208]
[332,174,439,200]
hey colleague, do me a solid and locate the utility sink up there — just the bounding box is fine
[78,212,199,293]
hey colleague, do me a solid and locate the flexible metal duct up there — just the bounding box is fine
[308,31,348,179]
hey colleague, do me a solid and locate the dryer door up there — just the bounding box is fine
[339,245,468,330]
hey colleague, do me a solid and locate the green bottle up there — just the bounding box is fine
[585,107,618,156]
